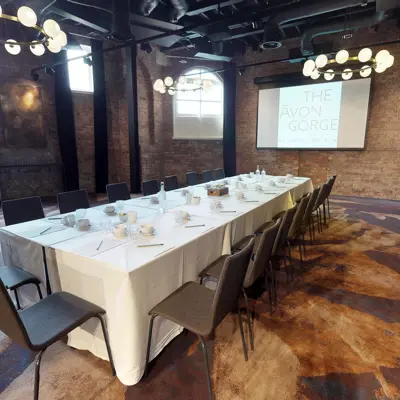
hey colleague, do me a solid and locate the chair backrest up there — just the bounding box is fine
[106,183,130,203]
[165,175,179,191]
[273,204,298,254]
[302,187,320,226]
[244,219,281,289]
[0,279,31,349]
[142,179,159,196]
[57,189,90,214]
[186,172,198,186]
[214,168,225,180]
[211,238,255,330]
[288,194,310,239]
[313,183,330,210]
[2,196,45,226]
[202,170,213,183]
[326,175,337,196]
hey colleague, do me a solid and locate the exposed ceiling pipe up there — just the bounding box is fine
[301,10,389,55]
[261,0,376,48]
[169,0,189,22]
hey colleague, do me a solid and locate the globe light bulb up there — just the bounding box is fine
[359,65,372,78]
[168,88,176,96]
[342,68,353,80]
[374,63,386,73]
[310,70,320,80]
[159,87,166,94]
[358,48,372,63]
[153,79,164,92]
[303,59,315,76]
[315,54,328,68]
[54,31,67,47]
[17,6,37,27]
[164,76,173,86]
[324,69,335,81]
[46,38,62,53]
[375,49,390,65]
[30,43,45,56]
[0,6,2,16]
[5,39,21,55]
[336,49,349,64]
[43,19,61,38]
[385,54,394,68]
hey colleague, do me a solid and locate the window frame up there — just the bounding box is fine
[67,44,94,94]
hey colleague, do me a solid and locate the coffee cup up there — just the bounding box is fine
[236,191,245,200]
[63,214,76,227]
[76,218,90,231]
[128,211,137,224]
[118,212,128,223]
[140,224,154,235]
[114,224,127,239]
[104,205,115,214]
[191,196,201,205]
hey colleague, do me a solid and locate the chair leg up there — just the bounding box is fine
[198,336,213,400]
[302,233,307,258]
[96,314,116,376]
[242,289,254,350]
[270,261,277,305]
[35,283,43,300]
[327,198,331,218]
[144,314,156,378]
[237,309,248,362]
[34,348,46,400]
[323,202,327,226]
[14,289,21,310]
[264,270,273,316]
[282,248,289,284]
[298,241,303,264]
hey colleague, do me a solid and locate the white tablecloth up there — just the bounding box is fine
[0,175,312,385]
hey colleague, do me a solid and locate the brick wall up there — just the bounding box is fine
[236,23,400,200]
[0,47,62,200]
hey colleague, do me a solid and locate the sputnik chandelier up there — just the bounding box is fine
[0,5,67,56]
[303,48,395,81]
[153,75,214,95]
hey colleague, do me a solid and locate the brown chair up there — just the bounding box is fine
[106,182,131,203]
[57,189,90,214]
[144,238,255,400]
[199,219,281,347]
[186,171,198,186]
[142,179,159,196]
[0,279,115,400]
[164,175,179,191]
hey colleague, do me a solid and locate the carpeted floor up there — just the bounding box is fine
[0,196,399,400]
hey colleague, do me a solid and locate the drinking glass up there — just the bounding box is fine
[116,200,125,212]
[75,208,87,219]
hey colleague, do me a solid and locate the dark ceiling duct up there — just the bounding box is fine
[261,0,376,49]
[139,0,160,16]
[301,10,389,55]
[170,0,188,23]
[110,0,133,42]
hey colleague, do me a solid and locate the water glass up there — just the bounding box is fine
[76,208,87,219]
[116,200,125,212]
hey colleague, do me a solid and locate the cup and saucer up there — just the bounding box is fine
[236,191,245,200]
[76,218,91,231]
[140,224,156,236]
[104,205,116,215]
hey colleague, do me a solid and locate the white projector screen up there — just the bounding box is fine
[256,78,371,149]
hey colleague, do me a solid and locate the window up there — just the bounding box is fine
[67,45,93,93]
[173,68,223,140]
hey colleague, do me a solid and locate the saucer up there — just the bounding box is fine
[141,228,156,237]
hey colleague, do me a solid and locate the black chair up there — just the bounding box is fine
[0,279,115,400]
[106,183,131,203]
[2,196,45,226]
[202,170,213,183]
[165,175,179,191]
[2,196,45,308]
[142,180,159,196]
[312,184,331,234]
[214,168,225,180]
[186,172,198,186]
[145,239,255,400]
[302,187,320,242]
[57,189,90,214]
[326,175,337,219]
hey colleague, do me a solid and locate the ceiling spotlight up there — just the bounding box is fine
[178,59,187,64]
[83,57,93,67]
[238,68,246,76]
[44,65,55,76]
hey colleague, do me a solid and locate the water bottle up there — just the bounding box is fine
[158,182,167,213]
[255,165,260,182]
[261,168,266,180]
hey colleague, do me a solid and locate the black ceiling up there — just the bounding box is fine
[1,0,399,61]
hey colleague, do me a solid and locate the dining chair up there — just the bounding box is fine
[186,171,198,186]
[57,189,90,214]
[142,179,159,196]
[165,175,179,191]
[325,175,337,219]
[199,218,281,349]
[202,170,214,183]
[106,183,131,203]
[302,187,320,242]
[214,168,225,180]
[312,184,331,233]
[2,196,45,226]
[144,238,255,400]
[0,278,115,400]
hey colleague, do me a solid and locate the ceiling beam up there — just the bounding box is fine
[186,0,246,16]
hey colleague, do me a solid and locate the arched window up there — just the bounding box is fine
[173,67,223,140]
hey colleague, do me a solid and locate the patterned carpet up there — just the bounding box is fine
[0,196,399,400]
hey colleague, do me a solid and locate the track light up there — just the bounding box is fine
[238,68,246,76]
[44,65,55,76]
[83,57,93,66]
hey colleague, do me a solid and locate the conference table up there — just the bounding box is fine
[0,174,313,385]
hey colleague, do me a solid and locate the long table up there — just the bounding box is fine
[0,175,312,385]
